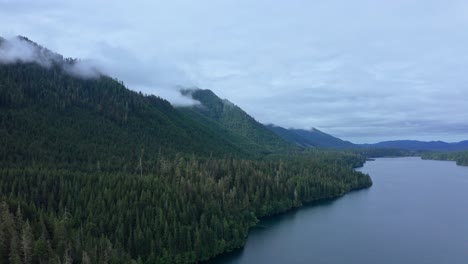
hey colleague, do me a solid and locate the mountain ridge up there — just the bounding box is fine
[266,124,356,149]
[267,124,468,152]
[360,139,468,151]
[0,38,255,166]
[180,88,297,155]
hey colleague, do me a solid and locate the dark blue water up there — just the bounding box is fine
[212,157,468,264]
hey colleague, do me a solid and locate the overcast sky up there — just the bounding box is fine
[1,0,468,143]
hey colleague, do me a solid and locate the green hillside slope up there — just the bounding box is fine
[180,89,296,155]
[266,124,355,149]
[0,63,253,171]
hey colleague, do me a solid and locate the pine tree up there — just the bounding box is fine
[21,220,33,264]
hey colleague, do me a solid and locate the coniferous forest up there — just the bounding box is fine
[421,151,468,166]
[0,38,372,263]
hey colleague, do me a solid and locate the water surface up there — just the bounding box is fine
[212,157,468,264]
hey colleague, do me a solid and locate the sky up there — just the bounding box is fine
[1,0,468,143]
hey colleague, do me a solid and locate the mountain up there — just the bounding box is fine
[360,140,468,151]
[0,39,262,169]
[179,89,296,155]
[0,37,372,263]
[0,63,251,168]
[0,36,64,65]
[266,124,356,149]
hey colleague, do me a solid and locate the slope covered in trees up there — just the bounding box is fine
[180,89,295,155]
[0,37,373,263]
[0,61,253,169]
[266,124,355,149]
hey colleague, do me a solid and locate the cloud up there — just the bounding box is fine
[0,36,102,79]
[0,36,199,105]
[2,0,468,141]
[63,59,101,78]
[0,36,61,67]
[88,42,199,106]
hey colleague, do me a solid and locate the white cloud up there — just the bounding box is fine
[1,0,468,141]
[0,36,58,66]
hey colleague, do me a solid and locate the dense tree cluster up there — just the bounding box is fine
[348,148,412,159]
[0,62,250,167]
[0,155,371,263]
[421,151,468,166]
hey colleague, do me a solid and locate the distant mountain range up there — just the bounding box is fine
[360,140,468,151]
[266,125,468,152]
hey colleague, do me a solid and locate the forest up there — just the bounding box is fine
[0,154,372,263]
[421,151,468,166]
[0,39,373,263]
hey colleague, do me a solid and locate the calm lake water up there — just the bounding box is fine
[211,157,468,264]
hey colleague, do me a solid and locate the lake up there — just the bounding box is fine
[210,157,468,264]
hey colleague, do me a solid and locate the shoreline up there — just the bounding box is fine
[203,182,373,263]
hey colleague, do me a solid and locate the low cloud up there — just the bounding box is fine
[0,36,198,106]
[2,1,468,141]
[0,36,101,80]
[88,42,199,106]
[0,36,61,67]
[63,59,101,79]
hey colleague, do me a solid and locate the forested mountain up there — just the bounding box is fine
[266,124,355,149]
[179,89,295,155]
[360,140,468,151]
[0,51,254,168]
[0,37,372,263]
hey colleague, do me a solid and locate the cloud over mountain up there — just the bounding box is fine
[2,0,468,141]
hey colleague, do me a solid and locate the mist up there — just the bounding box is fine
[62,59,101,79]
[88,42,199,106]
[0,36,61,67]
[0,36,101,79]
[0,36,199,105]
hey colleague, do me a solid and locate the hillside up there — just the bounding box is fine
[180,89,296,155]
[0,43,257,171]
[266,124,355,149]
